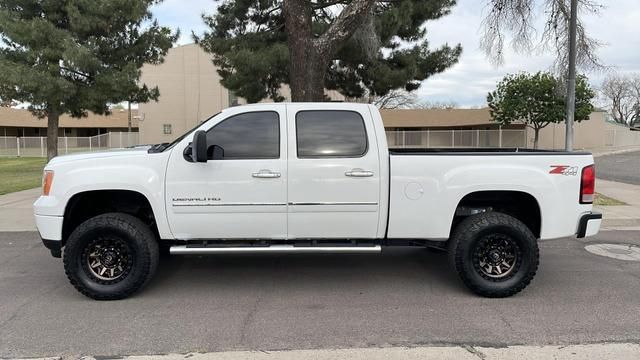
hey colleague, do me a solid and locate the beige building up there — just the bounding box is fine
[383,108,634,150]
[138,44,232,145]
[138,44,350,144]
[138,44,639,150]
[0,107,138,137]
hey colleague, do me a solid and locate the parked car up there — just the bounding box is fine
[34,103,601,300]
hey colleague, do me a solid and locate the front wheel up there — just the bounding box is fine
[63,213,159,300]
[448,212,539,298]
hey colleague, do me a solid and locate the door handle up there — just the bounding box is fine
[345,169,374,177]
[252,170,281,178]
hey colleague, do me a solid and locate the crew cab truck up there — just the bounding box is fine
[34,103,602,300]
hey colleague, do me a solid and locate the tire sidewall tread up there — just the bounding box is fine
[63,213,159,300]
[448,212,539,298]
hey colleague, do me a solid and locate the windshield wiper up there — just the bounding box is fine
[147,143,170,153]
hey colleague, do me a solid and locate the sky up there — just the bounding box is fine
[151,0,640,108]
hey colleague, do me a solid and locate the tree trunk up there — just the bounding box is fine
[283,0,326,102]
[533,128,540,149]
[283,0,376,102]
[47,109,59,161]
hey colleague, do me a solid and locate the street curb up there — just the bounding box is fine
[602,219,640,227]
[592,147,640,157]
[22,343,640,360]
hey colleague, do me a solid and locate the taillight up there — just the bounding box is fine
[43,170,54,196]
[580,165,595,204]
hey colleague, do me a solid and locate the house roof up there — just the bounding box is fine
[380,108,494,128]
[0,107,139,128]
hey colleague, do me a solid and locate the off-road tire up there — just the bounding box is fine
[448,212,539,298]
[63,213,159,300]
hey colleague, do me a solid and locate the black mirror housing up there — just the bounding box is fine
[192,130,208,163]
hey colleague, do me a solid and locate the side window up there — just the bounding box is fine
[206,111,280,159]
[296,111,368,158]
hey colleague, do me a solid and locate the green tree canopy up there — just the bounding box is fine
[0,0,178,159]
[198,0,462,103]
[487,72,595,149]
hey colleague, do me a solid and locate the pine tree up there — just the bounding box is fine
[0,0,178,159]
[198,0,462,103]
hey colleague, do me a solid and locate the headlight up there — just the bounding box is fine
[43,170,54,196]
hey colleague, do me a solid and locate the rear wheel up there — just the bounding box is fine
[63,213,159,300]
[448,212,539,298]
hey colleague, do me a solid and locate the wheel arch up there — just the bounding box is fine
[451,190,542,238]
[62,190,160,246]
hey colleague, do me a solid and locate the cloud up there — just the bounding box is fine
[151,0,213,44]
[151,0,640,108]
[418,0,640,107]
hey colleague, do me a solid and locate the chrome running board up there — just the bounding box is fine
[169,244,382,255]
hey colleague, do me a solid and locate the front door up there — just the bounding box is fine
[165,106,287,239]
[286,105,381,239]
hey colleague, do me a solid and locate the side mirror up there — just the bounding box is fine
[192,130,208,163]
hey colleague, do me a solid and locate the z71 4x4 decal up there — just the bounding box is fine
[549,165,579,176]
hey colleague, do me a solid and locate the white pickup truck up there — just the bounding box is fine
[34,103,601,300]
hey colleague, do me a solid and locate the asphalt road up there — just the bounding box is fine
[1,231,640,358]
[595,151,640,185]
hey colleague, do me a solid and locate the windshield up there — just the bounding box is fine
[154,112,221,152]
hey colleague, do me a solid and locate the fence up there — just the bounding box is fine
[386,129,528,148]
[3,128,637,157]
[0,132,139,157]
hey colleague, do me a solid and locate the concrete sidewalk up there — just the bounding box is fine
[28,343,640,360]
[595,179,640,228]
[0,187,39,231]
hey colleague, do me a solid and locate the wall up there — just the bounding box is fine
[138,44,231,144]
[532,112,630,150]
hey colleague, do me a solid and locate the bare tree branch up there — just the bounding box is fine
[600,73,640,126]
[481,0,604,73]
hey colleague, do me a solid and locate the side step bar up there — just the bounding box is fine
[169,244,382,255]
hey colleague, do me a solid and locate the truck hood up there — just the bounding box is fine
[47,147,151,166]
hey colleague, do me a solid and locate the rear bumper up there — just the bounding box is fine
[576,212,602,238]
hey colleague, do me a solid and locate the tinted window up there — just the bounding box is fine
[296,111,367,157]
[207,111,279,159]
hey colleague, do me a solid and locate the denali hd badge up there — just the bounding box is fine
[549,165,578,176]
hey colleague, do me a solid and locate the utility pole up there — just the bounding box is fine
[564,0,578,151]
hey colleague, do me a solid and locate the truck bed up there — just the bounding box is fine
[387,149,595,240]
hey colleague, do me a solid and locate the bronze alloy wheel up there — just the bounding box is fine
[81,237,133,284]
[472,233,521,281]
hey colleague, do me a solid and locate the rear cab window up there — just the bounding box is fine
[295,110,368,158]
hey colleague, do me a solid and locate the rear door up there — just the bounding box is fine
[286,104,381,239]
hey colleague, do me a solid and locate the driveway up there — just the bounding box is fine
[1,230,640,358]
[595,151,640,185]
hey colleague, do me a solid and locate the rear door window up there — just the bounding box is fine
[296,111,368,158]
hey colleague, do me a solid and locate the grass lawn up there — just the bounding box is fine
[594,192,626,206]
[0,157,47,195]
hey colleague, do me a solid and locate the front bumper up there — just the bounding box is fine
[34,214,64,258]
[576,212,602,238]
